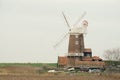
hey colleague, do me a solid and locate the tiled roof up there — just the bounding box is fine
[75,61,105,67]
[84,48,92,52]
[92,56,102,60]
[82,56,102,61]
[58,56,105,67]
[82,57,93,61]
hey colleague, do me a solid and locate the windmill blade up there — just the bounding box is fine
[62,12,71,30]
[54,33,69,48]
[73,11,86,26]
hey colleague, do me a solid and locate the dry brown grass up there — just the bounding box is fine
[0,74,120,80]
[0,66,120,80]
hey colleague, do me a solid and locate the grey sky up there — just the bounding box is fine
[0,0,120,63]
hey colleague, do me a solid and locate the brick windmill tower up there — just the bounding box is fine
[54,12,88,67]
[62,12,88,67]
[67,19,88,66]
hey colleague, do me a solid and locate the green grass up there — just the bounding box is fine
[0,63,57,67]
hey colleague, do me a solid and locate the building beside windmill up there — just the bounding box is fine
[56,12,105,69]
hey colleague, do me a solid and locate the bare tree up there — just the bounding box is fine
[104,48,120,61]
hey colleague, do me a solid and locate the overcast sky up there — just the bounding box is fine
[0,0,120,63]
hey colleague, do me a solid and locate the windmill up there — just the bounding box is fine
[54,12,88,53]
[55,12,88,67]
[55,12,105,69]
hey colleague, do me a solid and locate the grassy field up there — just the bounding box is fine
[0,75,118,80]
[0,63,57,67]
[0,63,120,80]
[0,72,120,80]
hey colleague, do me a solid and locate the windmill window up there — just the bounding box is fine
[75,41,79,45]
[75,35,79,38]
